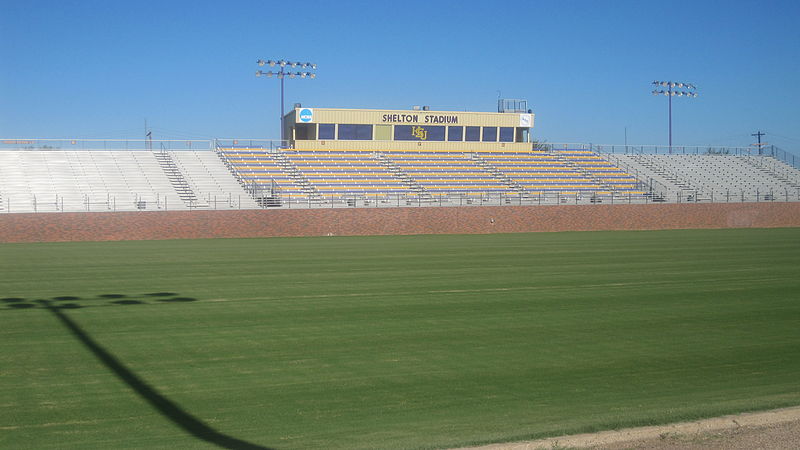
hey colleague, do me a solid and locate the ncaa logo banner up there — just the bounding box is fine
[298,108,314,123]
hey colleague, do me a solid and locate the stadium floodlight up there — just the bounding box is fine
[256,58,317,143]
[651,80,698,151]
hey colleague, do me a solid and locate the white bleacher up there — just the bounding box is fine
[170,151,259,209]
[605,153,800,200]
[0,150,254,213]
[602,154,685,196]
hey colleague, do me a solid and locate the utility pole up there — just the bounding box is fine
[751,130,766,155]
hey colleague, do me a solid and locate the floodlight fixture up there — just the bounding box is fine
[256,58,317,143]
[650,80,698,150]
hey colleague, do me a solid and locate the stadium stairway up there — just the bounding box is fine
[553,151,620,193]
[468,153,527,195]
[742,156,800,189]
[173,151,259,209]
[153,150,207,208]
[272,151,324,202]
[374,152,429,199]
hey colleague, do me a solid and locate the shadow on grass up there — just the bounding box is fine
[8,302,36,309]
[34,298,271,450]
[159,297,197,303]
[112,300,145,305]
[3,294,197,311]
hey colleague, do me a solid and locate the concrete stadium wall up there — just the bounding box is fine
[0,203,799,243]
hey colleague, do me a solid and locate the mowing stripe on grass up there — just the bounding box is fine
[1,228,799,449]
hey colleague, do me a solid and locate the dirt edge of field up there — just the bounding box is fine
[457,405,800,449]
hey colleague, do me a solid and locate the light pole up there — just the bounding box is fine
[651,81,698,151]
[256,59,317,144]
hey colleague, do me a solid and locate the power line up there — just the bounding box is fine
[766,132,800,143]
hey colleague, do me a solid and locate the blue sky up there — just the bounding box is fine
[1,0,799,150]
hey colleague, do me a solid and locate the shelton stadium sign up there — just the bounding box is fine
[381,113,459,124]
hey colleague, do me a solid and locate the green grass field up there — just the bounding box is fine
[2,228,799,449]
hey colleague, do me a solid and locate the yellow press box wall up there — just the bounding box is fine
[284,107,535,152]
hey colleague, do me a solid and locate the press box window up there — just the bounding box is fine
[338,124,372,140]
[318,124,335,140]
[465,126,480,142]
[499,127,514,142]
[295,123,315,140]
[447,126,463,141]
[516,127,529,143]
[482,127,497,142]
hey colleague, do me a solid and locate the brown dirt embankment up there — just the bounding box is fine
[458,406,800,450]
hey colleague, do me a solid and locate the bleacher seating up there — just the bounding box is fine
[286,151,410,198]
[170,151,260,208]
[606,154,800,200]
[475,151,604,194]
[218,148,305,199]
[219,148,651,202]
[2,145,796,211]
[552,150,644,193]
[0,150,254,212]
[384,151,512,195]
[0,150,181,212]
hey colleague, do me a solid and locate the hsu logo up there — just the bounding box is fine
[299,108,313,123]
[411,126,428,140]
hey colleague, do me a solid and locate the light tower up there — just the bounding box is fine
[651,81,698,151]
[256,59,317,144]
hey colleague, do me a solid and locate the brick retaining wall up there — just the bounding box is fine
[0,203,799,243]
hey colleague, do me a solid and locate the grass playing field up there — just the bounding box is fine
[1,228,799,449]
